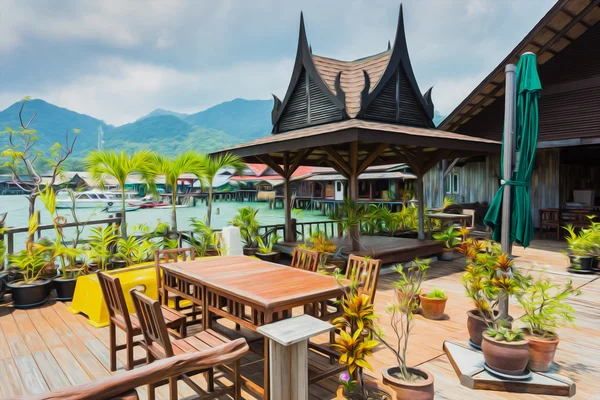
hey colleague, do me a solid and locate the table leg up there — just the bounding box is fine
[263,313,273,400]
[202,286,210,331]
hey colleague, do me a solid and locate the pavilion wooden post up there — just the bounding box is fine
[257,315,333,400]
[349,142,360,251]
[416,173,425,240]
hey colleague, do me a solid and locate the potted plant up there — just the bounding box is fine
[460,240,523,347]
[86,225,119,271]
[303,231,342,273]
[256,233,281,262]
[482,325,529,376]
[54,244,86,301]
[6,213,56,307]
[433,226,460,261]
[419,288,447,320]
[230,207,259,255]
[189,217,219,256]
[376,259,435,400]
[517,274,581,372]
[332,270,396,400]
[563,224,595,272]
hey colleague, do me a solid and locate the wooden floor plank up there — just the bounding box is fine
[0,312,30,357]
[0,358,25,397]
[32,350,72,390]
[14,354,49,394]
[0,312,14,360]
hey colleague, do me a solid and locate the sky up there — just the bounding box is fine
[0,0,557,126]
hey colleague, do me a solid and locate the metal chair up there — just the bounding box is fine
[290,247,319,272]
[97,271,186,371]
[130,289,244,400]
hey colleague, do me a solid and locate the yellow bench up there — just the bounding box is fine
[68,263,161,328]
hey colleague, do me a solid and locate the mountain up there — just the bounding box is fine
[186,98,273,141]
[0,99,112,151]
[137,108,189,121]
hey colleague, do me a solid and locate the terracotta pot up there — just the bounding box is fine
[525,332,559,372]
[439,248,454,261]
[395,289,421,311]
[419,294,447,320]
[335,379,397,399]
[466,310,488,346]
[466,310,513,346]
[382,366,434,400]
[482,333,529,376]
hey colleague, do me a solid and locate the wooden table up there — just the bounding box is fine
[159,255,346,400]
[425,213,471,238]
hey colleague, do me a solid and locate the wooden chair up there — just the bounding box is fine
[155,248,203,323]
[27,343,249,400]
[97,271,186,372]
[291,247,319,272]
[130,289,244,400]
[539,208,561,240]
[308,255,382,378]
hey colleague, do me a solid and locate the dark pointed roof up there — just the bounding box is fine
[272,4,435,132]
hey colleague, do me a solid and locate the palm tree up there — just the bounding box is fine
[200,153,245,227]
[87,150,157,237]
[155,152,205,232]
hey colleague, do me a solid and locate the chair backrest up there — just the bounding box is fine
[154,247,196,302]
[97,271,134,332]
[291,248,319,272]
[462,209,476,228]
[540,208,560,223]
[345,255,382,303]
[130,289,174,358]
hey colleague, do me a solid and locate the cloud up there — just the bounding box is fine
[0,0,557,125]
[0,56,294,125]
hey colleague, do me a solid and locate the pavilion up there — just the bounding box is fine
[212,6,500,258]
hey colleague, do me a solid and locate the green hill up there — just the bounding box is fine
[0,99,112,152]
[185,98,273,141]
[137,108,190,121]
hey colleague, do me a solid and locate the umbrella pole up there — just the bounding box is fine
[500,63,517,319]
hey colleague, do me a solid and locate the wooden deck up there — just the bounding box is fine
[0,239,597,399]
[278,235,443,264]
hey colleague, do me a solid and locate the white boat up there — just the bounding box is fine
[56,189,120,209]
[102,205,141,213]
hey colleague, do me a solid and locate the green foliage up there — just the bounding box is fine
[563,224,593,256]
[460,239,528,328]
[189,218,217,256]
[86,149,158,237]
[375,259,430,382]
[433,226,461,249]
[331,268,379,398]
[486,325,525,342]
[86,225,119,270]
[230,207,260,248]
[517,274,581,338]
[257,233,281,254]
[424,287,447,300]
[442,195,455,211]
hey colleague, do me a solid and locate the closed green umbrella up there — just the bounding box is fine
[484,53,542,248]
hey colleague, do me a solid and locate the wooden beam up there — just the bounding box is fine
[357,143,388,174]
[394,146,422,176]
[323,146,352,176]
[449,83,502,131]
[255,154,285,177]
[444,158,460,176]
[286,148,313,178]
[422,149,452,175]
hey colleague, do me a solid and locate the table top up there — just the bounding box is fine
[161,256,346,311]
[425,213,470,220]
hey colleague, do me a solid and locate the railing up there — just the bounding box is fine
[1,215,122,255]
[295,220,342,241]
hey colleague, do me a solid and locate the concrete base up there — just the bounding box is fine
[443,340,576,397]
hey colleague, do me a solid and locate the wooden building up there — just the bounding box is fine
[212,6,498,257]
[427,0,600,228]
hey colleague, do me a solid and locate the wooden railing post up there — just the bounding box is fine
[290,218,297,242]
[258,315,333,400]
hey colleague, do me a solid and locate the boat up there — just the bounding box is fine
[102,205,141,213]
[56,189,119,209]
[107,191,146,206]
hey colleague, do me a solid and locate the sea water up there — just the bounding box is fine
[0,195,330,250]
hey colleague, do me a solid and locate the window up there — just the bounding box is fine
[452,172,459,194]
[336,181,342,191]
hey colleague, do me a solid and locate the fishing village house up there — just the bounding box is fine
[425,0,600,232]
